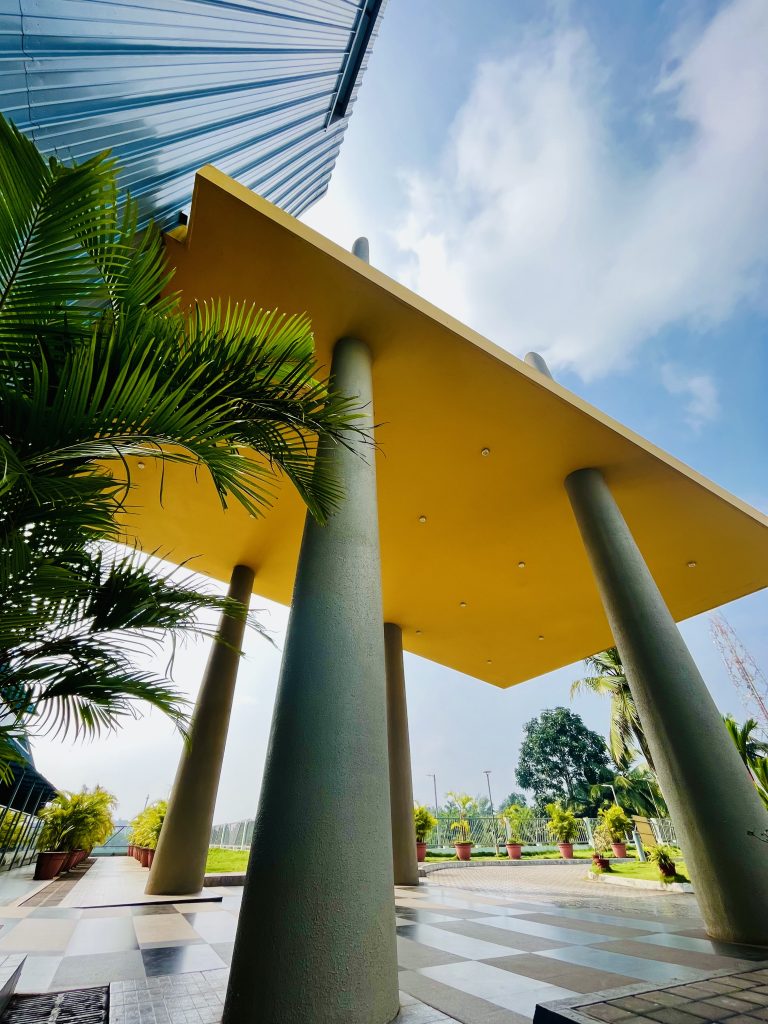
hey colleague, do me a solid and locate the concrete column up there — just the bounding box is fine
[566,467,768,944]
[145,563,254,896]
[385,622,419,886]
[223,336,399,1024]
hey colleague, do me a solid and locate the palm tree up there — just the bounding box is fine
[724,715,768,810]
[571,647,655,771]
[0,114,363,770]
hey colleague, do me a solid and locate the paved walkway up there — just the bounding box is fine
[59,858,211,908]
[0,860,764,1023]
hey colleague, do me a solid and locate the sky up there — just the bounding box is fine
[32,0,768,824]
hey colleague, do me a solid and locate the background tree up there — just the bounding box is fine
[516,707,611,810]
[570,647,655,770]
[725,714,768,810]
[499,792,528,811]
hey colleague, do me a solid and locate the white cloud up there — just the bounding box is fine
[393,0,768,378]
[660,363,720,430]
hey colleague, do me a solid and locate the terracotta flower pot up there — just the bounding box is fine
[416,841,427,863]
[558,842,574,859]
[611,842,627,858]
[60,850,78,872]
[506,843,522,860]
[658,862,676,879]
[592,855,610,871]
[34,851,68,880]
[139,847,151,868]
[454,842,473,861]
[147,849,155,867]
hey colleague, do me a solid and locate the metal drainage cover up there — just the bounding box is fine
[1,988,108,1024]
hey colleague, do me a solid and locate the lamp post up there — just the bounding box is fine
[428,774,439,845]
[483,770,499,857]
[598,783,620,806]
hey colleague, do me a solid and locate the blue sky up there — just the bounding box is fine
[33,0,768,821]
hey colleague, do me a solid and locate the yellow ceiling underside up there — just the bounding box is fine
[121,166,768,688]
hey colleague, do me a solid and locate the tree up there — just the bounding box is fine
[516,707,611,808]
[499,792,528,811]
[0,114,362,770]
[725,714,768,810]
[570,647,655,770]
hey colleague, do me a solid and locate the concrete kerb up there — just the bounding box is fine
[419,858,635,876]
[588,872,694,893]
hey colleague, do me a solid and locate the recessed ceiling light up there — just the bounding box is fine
[687,560,697,568]
[459,601,467,608]
[418,515,427,524]
[517,561,526,569]
[537,635,544,640]
[481,447,491,457]
[486,659,492,664]
[137,462,145,470]
[415,629,422,635]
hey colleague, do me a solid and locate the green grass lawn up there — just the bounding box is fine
[600,860,689,884]
[206,848,249,873]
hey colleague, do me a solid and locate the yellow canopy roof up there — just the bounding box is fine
[122,166,768,688]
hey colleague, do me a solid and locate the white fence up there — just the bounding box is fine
[210,815,677,851]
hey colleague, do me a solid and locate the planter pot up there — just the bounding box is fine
[34,851,68,880]
[558,843,574,859]
[139,847,151,868]
[506,843,522,860]
[416,841,427,863]
[454,842,473,862]
[592,856,610,871]
[658,863,676,879]
[147,849,155,867]
[60,851,78,872]
[611,843,627,858]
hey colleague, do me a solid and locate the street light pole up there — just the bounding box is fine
[483,770,499,857]
[428,774,439,845]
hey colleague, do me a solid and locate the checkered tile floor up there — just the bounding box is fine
[0,870,766,1022]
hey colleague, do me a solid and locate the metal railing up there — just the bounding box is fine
[426,816,595,848]
[209,814,677,851]
[210,819,255,850]
[0,808,43,871]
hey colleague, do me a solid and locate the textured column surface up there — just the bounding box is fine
[223,337,399,1024]
[385,622,419,886]
[146,563,254,896]
[566,467,768,945]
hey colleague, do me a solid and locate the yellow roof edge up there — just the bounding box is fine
[182,165,767,533]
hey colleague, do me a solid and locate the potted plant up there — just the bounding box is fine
[413,805,437,862]
[546,802,579,858]
[598,804,632,858]
[129,800,167,867]
[648,843,677,880]
[591,820,611,871]
[502,804,533,859]
[35,786,116,878]
[34,803,72,880]
[447,793,477,861]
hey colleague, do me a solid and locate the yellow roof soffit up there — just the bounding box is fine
[119,166,768,689]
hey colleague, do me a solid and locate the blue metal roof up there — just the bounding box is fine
[0,0,385,226]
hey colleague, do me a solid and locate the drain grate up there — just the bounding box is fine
[1,987,108,1024]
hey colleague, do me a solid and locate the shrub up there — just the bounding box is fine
[502,804,535,844]
[647,843,676,875]
[38,787,116,852]
[413,805,437,843]
[129,800,167,850]
[546,802,580,844]
[592,820,612,856]
[598,804,633,843]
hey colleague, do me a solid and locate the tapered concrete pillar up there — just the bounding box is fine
[146,564,254,896]
[566,468,768,944]
[385,622,419,886]
[223,336,399,1024]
